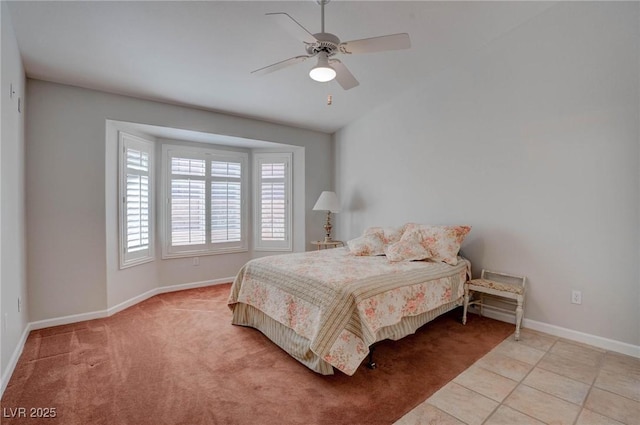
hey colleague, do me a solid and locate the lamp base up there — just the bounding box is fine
[323,211,333,242]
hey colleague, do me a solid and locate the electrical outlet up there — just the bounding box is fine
[571,290,582,305]
[193,257,199,266]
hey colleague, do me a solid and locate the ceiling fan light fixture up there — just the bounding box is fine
[309,65,336,82]
[309,53,336,82]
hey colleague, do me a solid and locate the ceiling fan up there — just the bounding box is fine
[251,0,411,90]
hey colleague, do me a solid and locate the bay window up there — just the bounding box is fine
[162,145,248,257]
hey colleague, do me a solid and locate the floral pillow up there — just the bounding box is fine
[347,233,385,256]
[384,231,431,262]
[403,224,471,265]
[364,225,406,245]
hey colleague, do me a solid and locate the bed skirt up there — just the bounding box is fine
[231,297,464,375]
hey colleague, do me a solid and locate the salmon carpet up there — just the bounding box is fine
[1,284,514,425]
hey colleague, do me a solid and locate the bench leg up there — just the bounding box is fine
[462,285,469,325]
[515,295,524,341]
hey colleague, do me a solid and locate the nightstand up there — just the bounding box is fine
[311,240,344,250]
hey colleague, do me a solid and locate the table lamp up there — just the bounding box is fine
[313,191,340,242]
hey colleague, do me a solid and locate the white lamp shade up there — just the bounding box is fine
[313,191,341,213]
[309,52,336,83]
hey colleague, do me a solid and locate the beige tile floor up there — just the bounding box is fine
[395,327,640,425]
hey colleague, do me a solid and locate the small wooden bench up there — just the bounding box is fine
[462,269,526,340]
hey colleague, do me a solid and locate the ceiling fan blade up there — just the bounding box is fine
[339,33,411,55]
[251,55,314,76]
[266,12,318,44]
[329,59,359,90]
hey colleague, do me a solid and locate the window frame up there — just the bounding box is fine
[118,132,155,269]
[161,144,249,259]
[253,152,293,252]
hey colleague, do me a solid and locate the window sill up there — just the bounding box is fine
[119,256,155,270]
[161,247,249,260]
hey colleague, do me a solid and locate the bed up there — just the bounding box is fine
[228,246,471,375]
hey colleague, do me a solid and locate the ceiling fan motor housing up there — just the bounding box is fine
[306,32,340,57]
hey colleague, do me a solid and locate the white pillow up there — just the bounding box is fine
[402,224,471,265]
[364,225,406,245]
[384,231,431,262]
[347,233,385,256]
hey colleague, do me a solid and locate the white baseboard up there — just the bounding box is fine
[30,309,109,331]
[156,277,230,295]
[29,278,234,329]
[523,318,640,358]
[1,323,32,396]
[106,288,156,317]
[469,308,640,358]
[0,278,233,397]
[106,277,232,316]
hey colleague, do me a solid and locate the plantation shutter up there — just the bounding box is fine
[119,132,154,268]
[163,146,247,257]
[170,157,207,247]
[260,163,286,240]
[211,161,242,243]
[254,153,292,251]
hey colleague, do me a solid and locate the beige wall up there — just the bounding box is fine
[335,2,639,347]
[1,1,28,386]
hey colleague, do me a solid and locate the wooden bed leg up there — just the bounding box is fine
[367,347,377,369]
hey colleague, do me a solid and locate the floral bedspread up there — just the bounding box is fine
[228,248,470,375]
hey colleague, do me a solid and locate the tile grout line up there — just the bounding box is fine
[569,345,607,425]
[410,330,637,425]
[522,337,594,425]
[445,332,519,425]
[479,334,556,425]
[544,341,638,425]
[434,331,551,425]
[495,335,633,425]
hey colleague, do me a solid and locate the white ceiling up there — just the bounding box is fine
[7,1,557,134]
